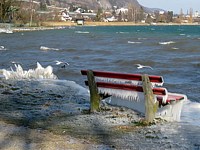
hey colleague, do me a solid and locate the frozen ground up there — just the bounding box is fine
[1,110,200,150]
[0,77,200,149]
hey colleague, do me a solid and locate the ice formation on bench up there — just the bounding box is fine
[98,87,143,102]
[96,77,162,87]
[96,77,168,103]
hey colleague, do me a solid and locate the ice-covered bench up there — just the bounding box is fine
[81,70,187,122]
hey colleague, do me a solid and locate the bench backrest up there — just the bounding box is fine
[81,70,164,86]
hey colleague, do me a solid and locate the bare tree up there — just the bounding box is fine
[179,8,184,20]
[127,3,143,23]
[95,7,102,21]
[0,0,14,22]
[189,8,193,23]
[166,11,173,23]
[137,6,145,22]
[127,3,134,22]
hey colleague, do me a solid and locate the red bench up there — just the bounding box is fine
[81,69,187,122]
[81,70,185,105]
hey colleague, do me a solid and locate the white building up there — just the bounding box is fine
[61,11,72,21]
[159,11,165,15]
[116,8,128,15]
[194,11,200,18]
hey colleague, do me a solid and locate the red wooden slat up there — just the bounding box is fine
[167,94,184,101]
[85,81,166,96]
[81,70,163,84]
[157,94,184,104]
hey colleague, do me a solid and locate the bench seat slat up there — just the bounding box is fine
[157,94,185,104]
[167,94,185,101]
[81,70,163,84]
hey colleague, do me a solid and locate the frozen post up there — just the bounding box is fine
[86,70,100,113]
[142,74,158,123]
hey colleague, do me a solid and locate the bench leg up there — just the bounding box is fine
[142,74,159,123]
[87,70,101,113]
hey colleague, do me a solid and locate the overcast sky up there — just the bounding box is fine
[137,0,200,14]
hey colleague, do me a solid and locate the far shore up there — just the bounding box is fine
[8,21,200,32]
[41,21,200,27]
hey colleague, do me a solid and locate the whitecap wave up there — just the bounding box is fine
[116,32,129,34]
[2,62,57,80]
[159,41,175,45]
[75,31,89,34]
[40,46,60,51]
[171,47,179,50]
[128,41,142,44]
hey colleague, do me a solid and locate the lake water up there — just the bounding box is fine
[0,25,200,127]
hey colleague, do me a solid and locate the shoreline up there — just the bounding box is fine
[8,21,200,32]
[41,21,200,27]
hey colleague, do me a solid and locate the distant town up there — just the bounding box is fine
[0,0,200,27]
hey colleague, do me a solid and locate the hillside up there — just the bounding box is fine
[37,0,142,10]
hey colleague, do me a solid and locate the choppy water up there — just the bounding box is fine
[0,25,200,127]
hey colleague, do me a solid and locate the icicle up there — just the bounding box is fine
[160,88,168,104]
[156,93,187,121]
[98,87,143,102]
[153,82,163,87]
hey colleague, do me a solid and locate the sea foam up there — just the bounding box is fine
[75,31,89,34]
[159,41,175,45]
[40,46,60,51]
[128,41,142,44]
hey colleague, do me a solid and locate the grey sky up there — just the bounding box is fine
[137,0,200,14]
